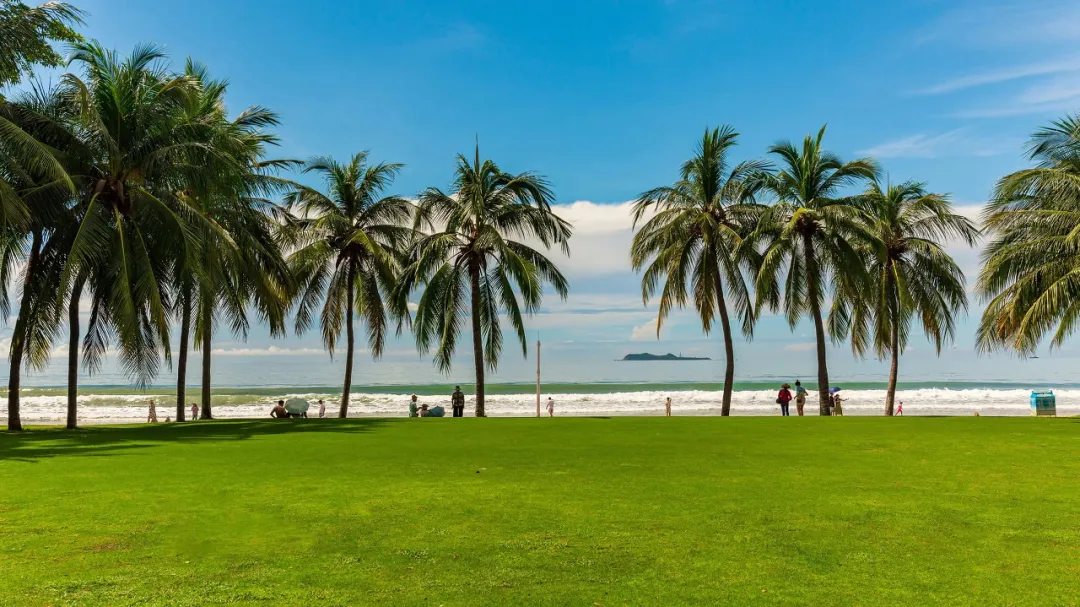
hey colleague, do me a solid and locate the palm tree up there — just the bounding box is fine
[47,41,223,421]
[755,126,878,415]
[0,1,83,90]
[630,126,767,415]
[399,144,571,417]
[1,84,77,430]
[977,114,1080,355]
[284,153,412,418]
[849,181,977,415]
[172,61,291,421]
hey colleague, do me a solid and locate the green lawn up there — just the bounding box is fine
[1,417,1078,606]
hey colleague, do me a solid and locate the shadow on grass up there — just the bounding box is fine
[0,418,391,463]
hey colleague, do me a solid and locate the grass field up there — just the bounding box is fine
[1,417,1079,606]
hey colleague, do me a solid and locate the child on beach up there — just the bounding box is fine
[665,397,672,417]
[146,399,158,423]
[896,401,903,416]
[547,397,554,417]
[318,399,326,418]
[190,402,198,421]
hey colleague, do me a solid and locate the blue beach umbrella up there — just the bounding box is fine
[829,387,842,394]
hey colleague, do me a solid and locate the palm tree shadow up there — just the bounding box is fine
[0,418,390,463]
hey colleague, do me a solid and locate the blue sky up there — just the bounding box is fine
[7,0,1080,386]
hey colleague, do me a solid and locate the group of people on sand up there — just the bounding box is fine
[408,386,478,417]
[270,399,328,419]
[773,381,901,416]
[406,388,560,418]
[775,381,815,416]
[146,397,333,423]
[145,399,201,423]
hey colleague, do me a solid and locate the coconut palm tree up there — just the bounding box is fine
[0,1,83,90]
[284,153,412,418]
[399,144,571,417]
[848,181,977,415]
[755,126,878,415]
[49,41,222,414]
[1,84,77,430]
[630,126,768,415]
[977,114,1080,355]
[171,60,292,421]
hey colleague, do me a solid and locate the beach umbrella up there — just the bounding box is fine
[284,398,310,415]
[829,387,842,394]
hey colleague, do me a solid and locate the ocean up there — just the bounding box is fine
[3,353,1076,423]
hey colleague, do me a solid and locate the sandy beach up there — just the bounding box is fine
[6,386,1075,425]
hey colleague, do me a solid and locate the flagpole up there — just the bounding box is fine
[535,336,541,417]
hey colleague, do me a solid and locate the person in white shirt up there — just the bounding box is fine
[318,399,326,418]
[546,397,554,417]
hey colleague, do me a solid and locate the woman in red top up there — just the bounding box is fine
[777,384,793,416]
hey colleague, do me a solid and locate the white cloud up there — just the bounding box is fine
[553,200,641,234]
[529,309,656,331]
[630,316,663,341]
[532,200,651,277]
[859,130,1018,159]
[952,97,1080,119]
[914,2,1080,118]
[1016,74,1080,105]
[917,57,1080,95]
[211,345,325,356]
[918,2,1080,49]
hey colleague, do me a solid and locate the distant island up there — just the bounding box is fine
[620,353,711,361]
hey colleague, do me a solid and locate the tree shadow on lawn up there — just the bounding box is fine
[0,418,391,463]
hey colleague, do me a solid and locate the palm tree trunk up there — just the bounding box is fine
[714,273,735,416]
[175,295,191,422]
[803,233,831,415]
[340,263,356,419]
[885,325,899,416]
[470,259,485,417]
[200,296,213,420]
[7,230,41,432]
[885,269,899,416]
[66,277,84,430]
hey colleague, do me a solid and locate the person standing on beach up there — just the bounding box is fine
[665,397,672,417]
[777,384,793,416]
[832,392,844,416]
[451,386,465,418]
[147,399,158,423]
[793,381,807,416]
[546,397,554,417]
[190,402,199,421]
[318,399,327,418]
[896,401,903,416]
[409,395,419,418]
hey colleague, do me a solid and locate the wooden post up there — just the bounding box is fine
[535,339,541,417]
